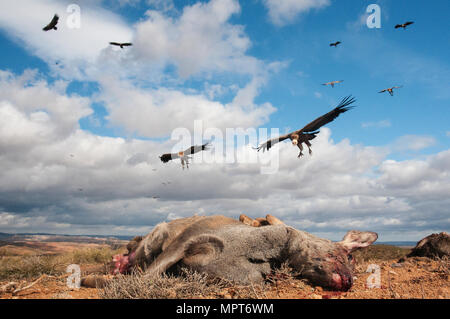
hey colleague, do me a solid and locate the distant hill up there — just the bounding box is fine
[0,232,132,245]
[376,241,417,247]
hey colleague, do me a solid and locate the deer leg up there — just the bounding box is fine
[266,214,284,225]
[239,214,254,226]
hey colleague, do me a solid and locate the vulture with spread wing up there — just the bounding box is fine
[330,41,341,47]
[322,80,344,88]
[160,143,210,169]
[109,42,133,49]
[395,21,414,29]
[379,86,402,96]
[255,96,356,158]
[43,14,59,31]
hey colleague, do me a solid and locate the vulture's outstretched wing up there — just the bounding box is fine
[379,89,387,93]
[159,143,210,163]
[391,86,403,89]
[254,133,292,153]
[159,152,181,163]
[299,95,356,133]
[110,42,133,48]
[43,14,59,31]
[184,143,210,155]
[394,24,402,29]
[404,21,414,27]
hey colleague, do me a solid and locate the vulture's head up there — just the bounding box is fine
[291,134,299,146]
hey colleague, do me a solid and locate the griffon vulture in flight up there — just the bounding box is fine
[322,80,344,88]
[160,143,210,169]
[379,86,402,96]
[109,42,133,49]
[43,14,59,31]
[255,96,356,158]
[330,41,341,47]
[395,21,414,29]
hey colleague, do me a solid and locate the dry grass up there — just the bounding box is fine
[99,264,302,299]
[100,269,227,299]
[66,247,120,265]
[0,246,124,281]
[0,255,62,280]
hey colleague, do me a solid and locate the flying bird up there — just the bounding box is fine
[160,143,211,169]
[379,86,402,96]
[330,41,341,47]
[255,96,356,158]
[395,21,414,29]
[322,80,344,88]
[109,42,133,49]
[43,14,59,31]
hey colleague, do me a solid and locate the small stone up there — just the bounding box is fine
[310,293,322,299]
[224,294,232,299]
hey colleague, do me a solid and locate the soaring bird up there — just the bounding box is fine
[43,14,59,31]
[255,96,356,158]
[395,21,414,29]
[109,42,133,49]
[160,143,210,169]
[322,80,344,88]
[330,41,341,47]
[379,86,402,96]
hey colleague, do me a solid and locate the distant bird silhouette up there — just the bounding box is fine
[160,143,210,170]
[395,21,414,29]
[330,41,341,47]
[379,86,403,96]
[109,42,133,49]
[43,14,59,31]
[322,80,344,88]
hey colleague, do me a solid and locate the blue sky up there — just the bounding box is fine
[1,0,448,153]
[0,0,448,241]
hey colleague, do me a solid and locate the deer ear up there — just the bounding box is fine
[183,235,224,266]
[338,230,378,252]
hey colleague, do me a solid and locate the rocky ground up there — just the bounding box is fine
[0,245,448,299]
